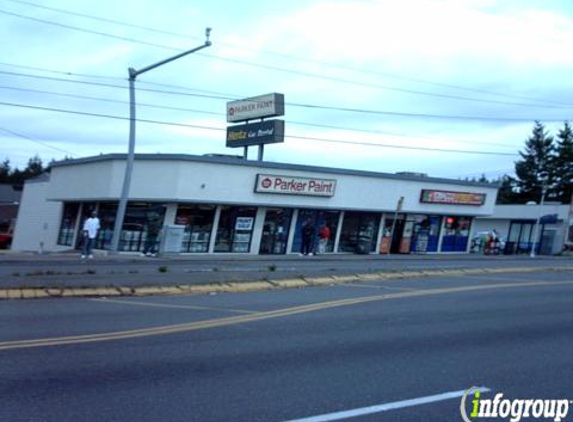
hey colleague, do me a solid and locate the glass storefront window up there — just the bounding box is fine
[440,216,472,252]
[508,221,536,253]
[94,202,118,250]
[339,211,381,253]
[176,205,216,253]
[291,209,339,254]
[119,203,166,252]
[260,208,293,254]
[57,203,80,246]
[215,206,257,253]
[410,215,441,253]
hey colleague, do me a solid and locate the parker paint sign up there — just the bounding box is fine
[226,120,284,147]
[227,93,285,123]
[255,174,336,197]
[420,189,486,206]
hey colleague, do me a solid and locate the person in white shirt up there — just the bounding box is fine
[81,211,100,259]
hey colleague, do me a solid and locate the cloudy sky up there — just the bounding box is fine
[1,0,572,179]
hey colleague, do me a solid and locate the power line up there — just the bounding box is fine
[3,0,192,39]
[0,85,222,116]
[0,85,519,149]
[0,100,519,156]
[0,127,76,156]
[0,9,181,52]
[0,61,124,81]
[2,69,571,122]
[2,8,571,110]
[5,0,570,107]
[288,134,518,157]
[198,53,573,109]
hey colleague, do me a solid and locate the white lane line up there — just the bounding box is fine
[340,283,416,291]
[90,298,258,314]
[279,387,491,422]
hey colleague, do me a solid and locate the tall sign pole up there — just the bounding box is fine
[110,28,212,253]
[387,196,404,255]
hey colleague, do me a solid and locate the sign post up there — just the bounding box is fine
[387,196,404,255]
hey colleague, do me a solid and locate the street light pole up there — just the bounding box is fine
[530,184,547,258]
[109,28,212,253]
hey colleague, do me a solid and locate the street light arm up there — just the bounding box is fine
[109,27,212,253]
[130,27,212,79]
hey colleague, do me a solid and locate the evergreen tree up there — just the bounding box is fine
[554,122,573,204]
[495,174,519,204]
[514,121,556,203]
[22,155,44,179]
[0,159,10,183]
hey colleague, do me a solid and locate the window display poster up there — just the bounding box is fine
[235,217,254,231]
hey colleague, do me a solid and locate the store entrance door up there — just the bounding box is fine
[390,218,406,253]
[259,208,293,254]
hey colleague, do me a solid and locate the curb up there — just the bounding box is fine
[1,266,571,300]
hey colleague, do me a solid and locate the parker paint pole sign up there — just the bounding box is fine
[254,174,336,197]
[227,93,285,123]
[226,120,285,148]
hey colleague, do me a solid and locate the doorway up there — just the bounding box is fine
[259,208,293,254]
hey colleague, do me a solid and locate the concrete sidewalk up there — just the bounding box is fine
[1,250,571,299]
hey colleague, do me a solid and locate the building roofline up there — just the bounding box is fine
[50,153,499,188]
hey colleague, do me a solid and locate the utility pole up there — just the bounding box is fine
[530,184,547,258]
[110,28,212,253]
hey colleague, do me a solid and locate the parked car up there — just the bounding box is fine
[0,230,13,249]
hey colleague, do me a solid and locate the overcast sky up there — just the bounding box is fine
[1,0,572,180]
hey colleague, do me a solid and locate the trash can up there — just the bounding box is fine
[159,225,185,254]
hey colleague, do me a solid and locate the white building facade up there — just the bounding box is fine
[472,203,572,255]
[12,154,500,255]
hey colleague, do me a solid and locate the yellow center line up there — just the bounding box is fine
[1,279,572,351]
[90,297,258,315]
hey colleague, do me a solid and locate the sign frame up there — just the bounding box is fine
[420,189,487,206]
[227,93,285,123]
[254,174,337,197]
[226,120,285,148]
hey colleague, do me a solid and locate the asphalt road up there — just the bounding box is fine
[1,269,573,422]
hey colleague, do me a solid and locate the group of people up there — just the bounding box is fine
[300,219,331,256]
[79,211,160,259]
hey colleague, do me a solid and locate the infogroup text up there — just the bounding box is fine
[461,388,571,422]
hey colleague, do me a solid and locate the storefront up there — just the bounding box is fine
[12,154,498,255]
[472,204,571,255]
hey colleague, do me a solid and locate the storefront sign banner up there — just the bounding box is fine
[226,120,285,147]
[227,93,285,123]
[420,189,486,206]
[255,174,336,197]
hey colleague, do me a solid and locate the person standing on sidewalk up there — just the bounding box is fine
[301,219,315,256]
[317,222,331,254]
[141,217,161,257]
[81,211,100,259]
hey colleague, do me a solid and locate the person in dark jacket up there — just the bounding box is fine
[301,219,315,256]
[142,217,161,257]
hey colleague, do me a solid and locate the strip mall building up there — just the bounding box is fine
[12,154,500,255]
